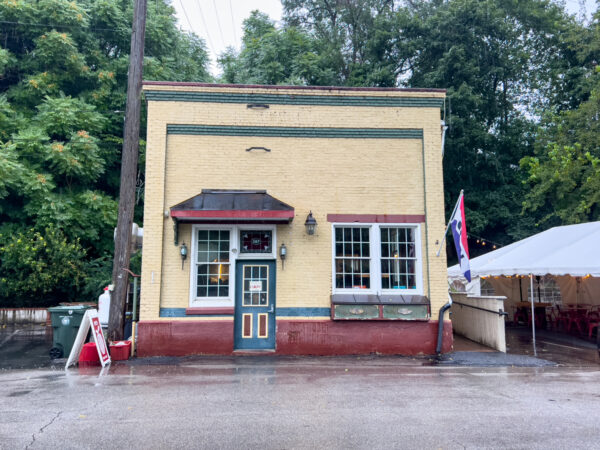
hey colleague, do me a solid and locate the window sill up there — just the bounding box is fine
[330,294,430,321]
[185,307,234,316]
[331,294,429,305]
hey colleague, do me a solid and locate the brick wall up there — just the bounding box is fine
[140,85,448,321]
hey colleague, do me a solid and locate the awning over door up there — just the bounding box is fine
[170,189,294,244]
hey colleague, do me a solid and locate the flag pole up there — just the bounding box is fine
[436,189,464,257]
[530,273,537,357]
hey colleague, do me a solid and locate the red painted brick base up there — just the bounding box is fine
[136,319,453,357]
[137,320,234,356]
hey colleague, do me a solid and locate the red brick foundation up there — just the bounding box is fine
[136,319,453,357]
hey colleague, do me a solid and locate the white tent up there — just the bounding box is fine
[449,222,600,307]
[449,221,600,279]
[448,222,600,354]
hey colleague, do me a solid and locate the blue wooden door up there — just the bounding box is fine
[234,260,276,350]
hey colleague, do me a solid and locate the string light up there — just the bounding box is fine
[467,233,503,249]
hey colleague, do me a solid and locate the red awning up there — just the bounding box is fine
[170,190,295,223]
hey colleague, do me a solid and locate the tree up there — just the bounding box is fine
[282,0,409,86]
[0,0,211,305]
[522,73,600,225]
[238,1,581,253]
[219,11,336,85]
[398,0,582,251]
[0,227,87,307]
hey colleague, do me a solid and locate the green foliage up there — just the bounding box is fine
[522,144,600,224]
[225,1,586,253]
[0,226,86,307]
[0,0,211,305]
[282,0,410,86]
[522,69,600,225]
[219,11,337,85]
[80,254,113,302]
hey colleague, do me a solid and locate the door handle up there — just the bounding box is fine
[268,304,275,313]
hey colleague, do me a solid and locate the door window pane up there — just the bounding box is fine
[242,265,269,306]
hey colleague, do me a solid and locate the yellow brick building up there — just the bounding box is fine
[138,82,451,355]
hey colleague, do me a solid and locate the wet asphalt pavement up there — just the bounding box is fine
[1,325,600,449]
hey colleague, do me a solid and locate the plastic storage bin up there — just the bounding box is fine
[109,340,131,361]
[48,305,91,359]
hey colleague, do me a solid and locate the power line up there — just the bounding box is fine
[194,0,217,57]
[228,0,238,44]
[178,0,195,32]
[212,0,226,48]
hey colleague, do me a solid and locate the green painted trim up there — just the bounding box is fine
[145,90,444,108]
[167,125,423,139]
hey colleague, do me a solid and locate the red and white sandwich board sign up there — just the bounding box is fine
[66,309,111,369]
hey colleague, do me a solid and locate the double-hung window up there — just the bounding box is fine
[333,224,422,295]
[195,229,231,300]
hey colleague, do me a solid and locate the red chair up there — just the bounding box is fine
[556,305,570,330]
[527,309,544,328]
[513,307,527,325]
[587,309,600,339]
[567,307,586,334]
[546,307,558,330]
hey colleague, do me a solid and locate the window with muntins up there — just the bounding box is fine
[380,227,417,290]
[335,227,371,289]
[196,229,230,298]
[333,224,421,294]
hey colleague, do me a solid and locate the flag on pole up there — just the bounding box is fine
[450,192,471,282]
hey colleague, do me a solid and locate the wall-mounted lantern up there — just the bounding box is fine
[279,243,287,269]
[180,242,188,270]
[305,211,317,235]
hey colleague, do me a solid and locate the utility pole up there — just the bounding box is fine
[108,0,147,342]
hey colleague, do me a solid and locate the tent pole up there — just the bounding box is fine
[519,278,523,302]
[530,274,537,357]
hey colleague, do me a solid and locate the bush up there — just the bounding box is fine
[0,226,86,307]
[80,254,113,302]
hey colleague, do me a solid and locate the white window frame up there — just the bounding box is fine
[189,224,276,307]
[331,223,423,296]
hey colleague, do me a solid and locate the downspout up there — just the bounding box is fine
[435,117,451,354]
[436,119,450,355]
[436,294,452,354]
[441,120,448,157]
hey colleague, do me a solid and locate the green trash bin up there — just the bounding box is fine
[48,305,91,359]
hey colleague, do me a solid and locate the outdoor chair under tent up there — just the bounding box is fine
[448,221,600,354]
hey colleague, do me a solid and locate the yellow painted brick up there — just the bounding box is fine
[140,85,448,321]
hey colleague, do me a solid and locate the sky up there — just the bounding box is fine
[171,0,596,77]
[173,0,283,75]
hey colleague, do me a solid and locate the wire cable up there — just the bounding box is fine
[194,0,217,57]
[212,0,226,48]
[228,0,238,44]
[178,0,195,32]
